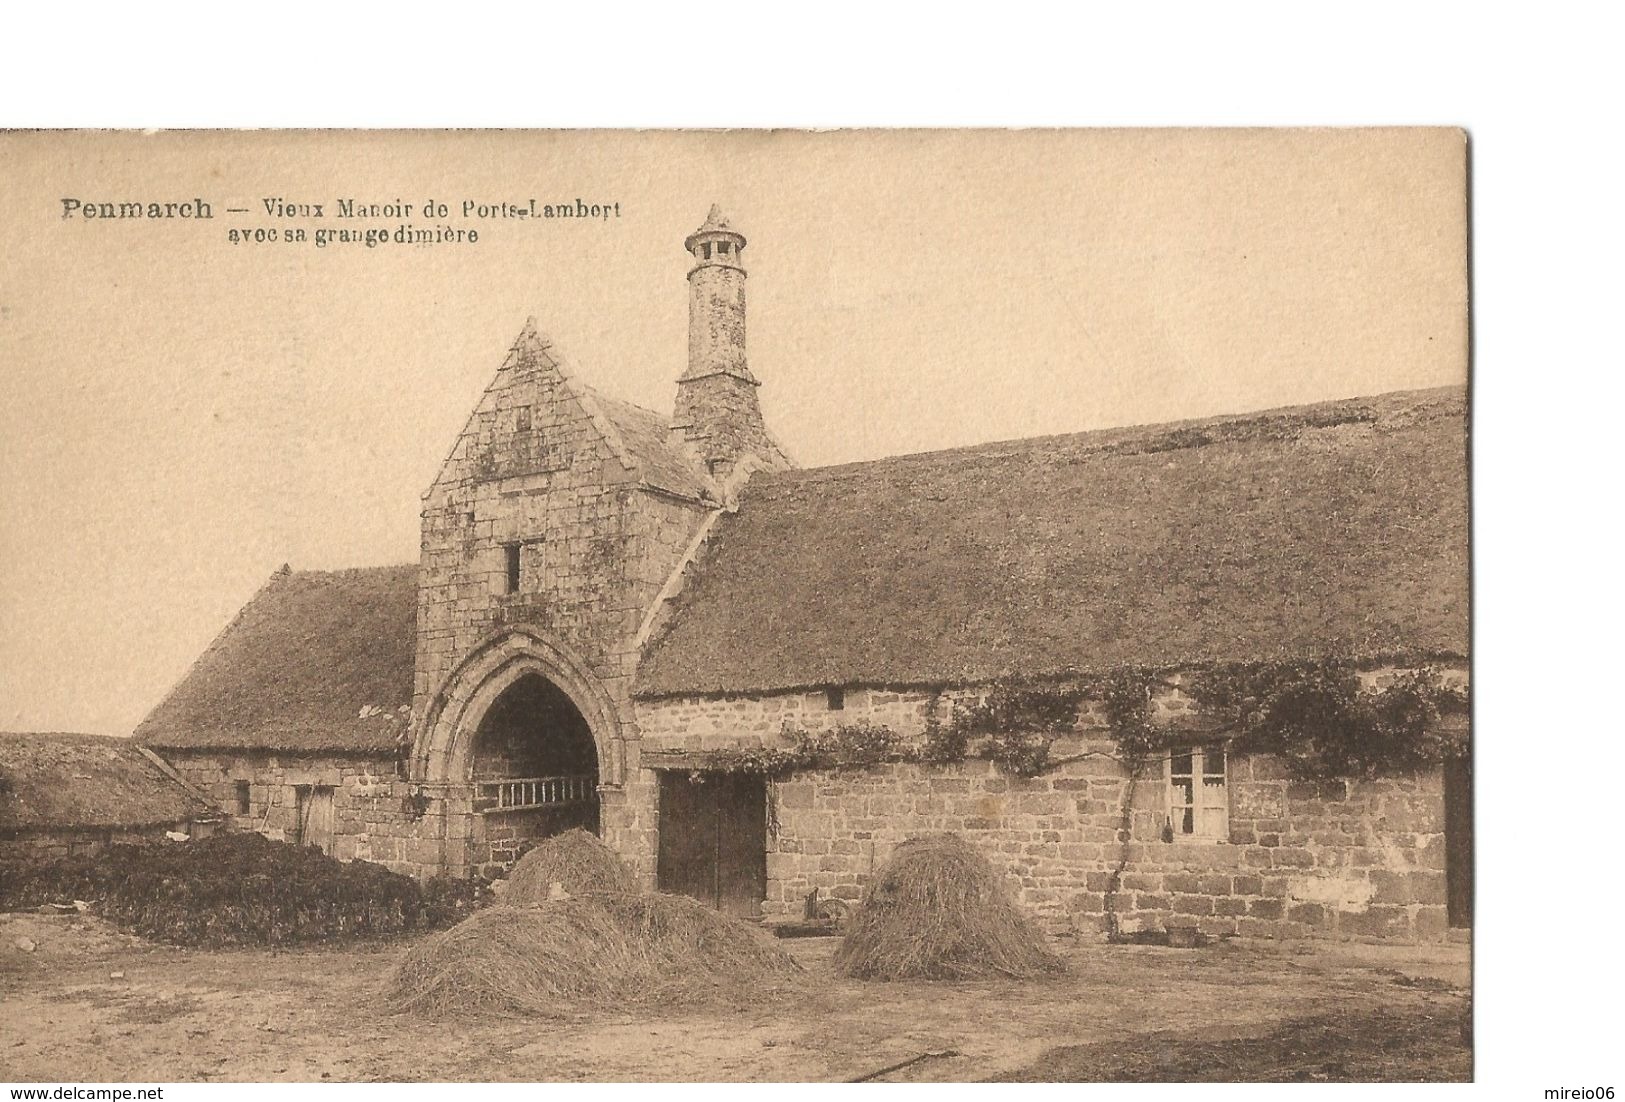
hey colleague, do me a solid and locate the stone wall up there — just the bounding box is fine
[633,665,1468,942]
[767,755,1450,942]
[1,821,206,862]
[158,750,461,878]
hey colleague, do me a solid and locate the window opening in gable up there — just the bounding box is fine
[504,543,522,594]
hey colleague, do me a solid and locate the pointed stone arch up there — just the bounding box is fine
[412,626,625,789]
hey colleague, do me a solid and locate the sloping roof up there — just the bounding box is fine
[582,385,714,501]
[635,386,1469,697]
[135,565,417,754]
[0,732,215,831]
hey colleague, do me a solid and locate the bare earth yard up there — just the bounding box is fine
[0,913,1470,1082]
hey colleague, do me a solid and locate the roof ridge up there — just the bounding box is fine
[762,384,1462,485]
[281,562,418,580]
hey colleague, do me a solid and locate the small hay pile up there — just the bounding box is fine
[503,829,635,902]
[834,833,1066,981]
[384,892,802,1016]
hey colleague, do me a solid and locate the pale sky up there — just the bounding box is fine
[0,129,1467,735]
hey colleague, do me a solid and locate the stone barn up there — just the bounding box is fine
[139,205,1471,941]
[0,731,219,859]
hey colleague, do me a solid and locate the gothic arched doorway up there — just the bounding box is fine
[469,672,600,868]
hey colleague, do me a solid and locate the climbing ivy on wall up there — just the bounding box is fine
[685,721,908,778]
[693,675,1169,780]
[940,671,1173,777]
[943,680,1084,776]
[683,660,1466,783]
[1187,660,1468,780]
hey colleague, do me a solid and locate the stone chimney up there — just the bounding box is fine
[672,204,779,481]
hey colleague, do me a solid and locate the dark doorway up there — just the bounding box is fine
[1444,757,1472,928]
[656,772,767,919]
[470,673,600,870]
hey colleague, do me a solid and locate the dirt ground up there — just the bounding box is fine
[0,912,1470,1083]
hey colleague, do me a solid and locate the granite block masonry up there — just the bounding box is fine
[634,668,1467,943]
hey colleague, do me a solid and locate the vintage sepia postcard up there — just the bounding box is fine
[1,128,1470,1084]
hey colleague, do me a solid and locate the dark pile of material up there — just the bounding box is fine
[503,828,636,902]
[0,832,483,946]
[834,833,1066,981]
[383,891,803,1016]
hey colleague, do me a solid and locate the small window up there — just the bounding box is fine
[717,241,730,256]
[515,405,532,432]
[702,243,712,260]
[1167,744,1228,840]
[826,687,845,711]
[504,543,522,594]
[706,458,725,477]
[234,780,251,816]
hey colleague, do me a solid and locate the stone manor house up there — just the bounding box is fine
[136,206,1471,943]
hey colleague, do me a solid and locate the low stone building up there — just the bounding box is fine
[137,205,1471,942]
[133,564,422,861]
[0,731,219,859]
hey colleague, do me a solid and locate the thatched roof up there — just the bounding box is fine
[635,386,1468,698]
[135,565,417,754]
[0,732,215,831]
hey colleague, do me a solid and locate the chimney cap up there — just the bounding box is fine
[685,203,745,252]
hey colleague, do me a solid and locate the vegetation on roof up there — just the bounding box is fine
[635,387,1468,697]
[0,731,214,831]
[134,565,417,754]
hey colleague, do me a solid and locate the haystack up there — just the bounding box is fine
[834,833,1065,980]
[383,893,802,1017]
[502,828,635,903]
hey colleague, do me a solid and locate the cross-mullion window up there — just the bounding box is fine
[1168,744,1228,840]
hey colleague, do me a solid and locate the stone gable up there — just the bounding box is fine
[416,322,713,720]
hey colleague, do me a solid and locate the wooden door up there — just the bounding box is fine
[1444,758,1472,928]
[296,785,337,856]
[656,772,766,918]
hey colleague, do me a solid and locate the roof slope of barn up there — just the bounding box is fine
[634,386,1469,697]
[0,731,215,830]
[135,565,417,754]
